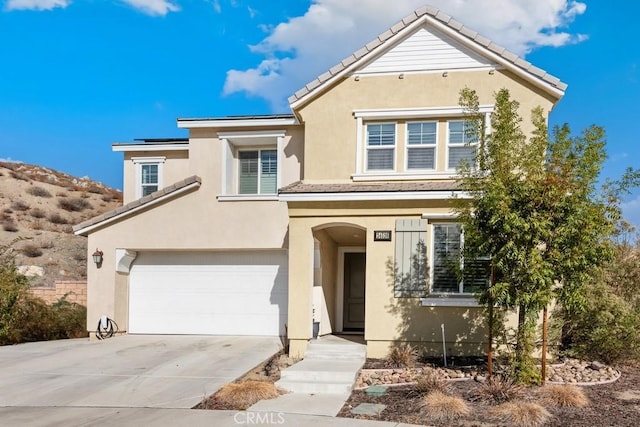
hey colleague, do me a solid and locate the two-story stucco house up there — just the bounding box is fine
[74,6,565,359]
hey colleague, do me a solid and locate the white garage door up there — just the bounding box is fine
[129,251,288,336]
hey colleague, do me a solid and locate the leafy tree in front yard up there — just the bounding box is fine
[455,87,636,383]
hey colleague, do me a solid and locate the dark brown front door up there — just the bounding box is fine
[343,252,365,331]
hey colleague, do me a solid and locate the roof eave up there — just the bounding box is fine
[112,143,189,153]
[177,117,299,129]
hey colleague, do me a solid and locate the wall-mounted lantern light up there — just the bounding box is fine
[92,249,104,268]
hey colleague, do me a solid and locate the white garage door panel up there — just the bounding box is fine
[129,252,288,336]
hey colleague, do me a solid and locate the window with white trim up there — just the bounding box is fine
[366,123,395,171]
[238,149,277,194]
[406,121,437,170]
[447,120,478,170]
[432,223,490,294]
[132,157,164,199]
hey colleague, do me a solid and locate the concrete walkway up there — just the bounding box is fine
[0,407,423,426]
[250,335,366,417]
[0,335,281,409]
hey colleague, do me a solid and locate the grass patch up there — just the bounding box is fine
[58,197,92,212]
[10,171,29,182]
[470,375,524,404]
[414,369,451,395]
[26,186,52,198]
[215,381,280,410]
[539,384,589,408]
[489,401,551,427]
[420,391,469,423]
[387,343,418,368]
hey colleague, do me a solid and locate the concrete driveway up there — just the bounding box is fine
[0,335,282,409]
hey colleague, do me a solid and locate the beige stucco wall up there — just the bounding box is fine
[285,199,502,359]
[86,124,304,331]
[123,150,190,204]
[296,70,556,182]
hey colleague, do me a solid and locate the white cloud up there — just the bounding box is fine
[622,194,640,230]
[223,0,587,110]
[120,0,180,16]
[5,0,70,11]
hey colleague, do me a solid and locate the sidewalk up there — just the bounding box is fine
[0,407,424,427]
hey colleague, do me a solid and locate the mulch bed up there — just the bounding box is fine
[338,363,640,426]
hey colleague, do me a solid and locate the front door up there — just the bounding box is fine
[343,252,365,331]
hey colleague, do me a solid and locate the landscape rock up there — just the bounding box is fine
[17,265,44,277]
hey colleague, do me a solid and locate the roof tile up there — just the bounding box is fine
[280,180,459,194]
[434,11,452,24]
[289,5,566,106]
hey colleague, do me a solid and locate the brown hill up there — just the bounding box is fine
[0,161,122,287]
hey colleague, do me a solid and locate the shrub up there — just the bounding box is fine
[2,220,18,232]
[414,369,451,395]
[101,195,112,202]
[26,186,52,198]
[420,391,469,423]
[29,220,43,230]
[470,375,524,404]
[38,239,54,249]
[10,171,29,182]
[50,298,88,339]
[489,401,551,427]
[539,384,589,408]
[387,343,418,368]
[19,244,43,258]
[30,208,46,219]
[87,185,105,195]
[11,200,30,211]
[58,197,92,212]
[216,381,280,409]
[56,192,67,198]
[48,213,68,224]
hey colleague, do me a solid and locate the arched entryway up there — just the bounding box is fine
[312,223,367,335]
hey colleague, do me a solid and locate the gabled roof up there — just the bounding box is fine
[73,175,201,236]
[288,5,566,109]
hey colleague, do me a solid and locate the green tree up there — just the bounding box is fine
[456,87,621,383]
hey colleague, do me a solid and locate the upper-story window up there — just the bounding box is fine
[447,120,478,170]
[238,149,277,195]
[432,223,489,294]
[406,121,437,170]
[366,123,395,171]
[132,157,164,199]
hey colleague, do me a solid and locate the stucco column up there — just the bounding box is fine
[287,218,314,358]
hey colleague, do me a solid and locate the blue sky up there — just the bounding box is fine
[1,1,639,225]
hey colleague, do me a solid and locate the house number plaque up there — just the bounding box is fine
[374,230,392,241]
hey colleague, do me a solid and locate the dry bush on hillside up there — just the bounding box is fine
[489,401,551,427]
[29,220,43,231]
[30,208,46,219]
[10,171,29,182]
[538,384,589,408]
[20,243,43,258]
[37,239,54,249]
[58,197,91,212]
[387,343,418,368]
[48,213,68,225]
[420,391,469,423]
[3,220,18,232]
[56,191,67,198]
[11,200,30,211]
[215,381,280,410]
[87,185,104,194]
[26,186,52,198]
